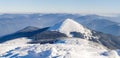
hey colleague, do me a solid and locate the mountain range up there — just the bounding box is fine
[0,18,120,50]
[0,13,120,37]
[0,18,120,58]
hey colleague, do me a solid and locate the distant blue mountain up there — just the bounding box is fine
[0,26,49,43]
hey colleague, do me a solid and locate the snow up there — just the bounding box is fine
[0,38,120,58]
[0,37,32,55]
[108,50,120,58]
[3,37,32,44]
[49,19,93,39]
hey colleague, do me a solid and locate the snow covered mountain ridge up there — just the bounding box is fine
[49,18,93,39]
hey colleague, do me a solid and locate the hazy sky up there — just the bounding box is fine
[0,0,120,14]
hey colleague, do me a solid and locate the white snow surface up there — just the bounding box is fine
[3,37,32,44]
[0,38,120,58]
[0,37,32,55]
[49,19,94,39]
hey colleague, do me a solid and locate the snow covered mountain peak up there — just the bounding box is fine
[49,18,93,39]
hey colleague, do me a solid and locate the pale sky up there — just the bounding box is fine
[0,0,120,14]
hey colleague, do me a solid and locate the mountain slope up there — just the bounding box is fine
[18,26,40,32]
[49,19,93,39]
[1,38,120,58]
[75,17,120,36]
[48,19,120,49]
[0,26,49,43]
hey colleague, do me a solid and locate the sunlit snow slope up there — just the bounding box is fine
[1,38,119,58]
[49,19,93,39]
